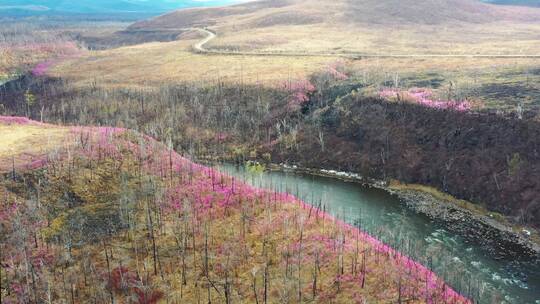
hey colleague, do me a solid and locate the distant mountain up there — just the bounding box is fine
[0,0,239,15]
[3,0,539,17]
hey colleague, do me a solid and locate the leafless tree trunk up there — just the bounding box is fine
[103,241,114,304]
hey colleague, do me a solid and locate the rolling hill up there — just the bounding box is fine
[131,0,540,30]
[125,0,540,56]
[48,0,540,88]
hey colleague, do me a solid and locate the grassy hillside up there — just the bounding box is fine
[0,117,68,172]
[129,0,540,55]
[133,0,540,28]
[4,0,538,102]
[53,39,332,86]
[0,116,471,303]
[0,18,129,79]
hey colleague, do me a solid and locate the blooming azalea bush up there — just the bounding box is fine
[0,117,472,303]
[379,88,472,112]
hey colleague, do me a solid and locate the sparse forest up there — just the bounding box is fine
[1,71,539,228]
[0,121,471,303]
[2,0,540,302]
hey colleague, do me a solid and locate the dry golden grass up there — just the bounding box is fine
[44,0,540,88]
[52,33,540,93]
[45,0,540,87]
[348,57,540,73]
[36,0,538,113]
[1,0,538,90]
[53,39,333,87]
[0,47,16,77]
[209,22,540,56]
[0,123,69,172]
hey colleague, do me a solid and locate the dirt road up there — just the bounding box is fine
[192,28,540,59]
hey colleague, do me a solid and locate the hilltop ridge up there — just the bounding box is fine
[131,0,540,31]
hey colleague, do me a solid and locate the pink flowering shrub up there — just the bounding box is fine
[326,61,349,81]
[0,202,19,221]
[0,116,41,125]
[379,88,472,112]
[215,132,230,142]
[281,79,316,111]
[32,61,54,76]
[26,157,49,170]
[27,41,81,77]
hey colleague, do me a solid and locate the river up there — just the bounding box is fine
[216,164,540,304]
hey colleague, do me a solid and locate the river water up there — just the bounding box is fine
[216,164,540,304]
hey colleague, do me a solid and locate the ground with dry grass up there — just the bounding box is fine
[0,117,69,172]
[52,39,332,87]
[203,23,540,56]
[50,42,540,111]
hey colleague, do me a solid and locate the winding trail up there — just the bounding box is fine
[192,28,217,53]
[191,28,540,59]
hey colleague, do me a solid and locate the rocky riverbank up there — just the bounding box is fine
[269,163,540,261]
[388,189,540,261]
